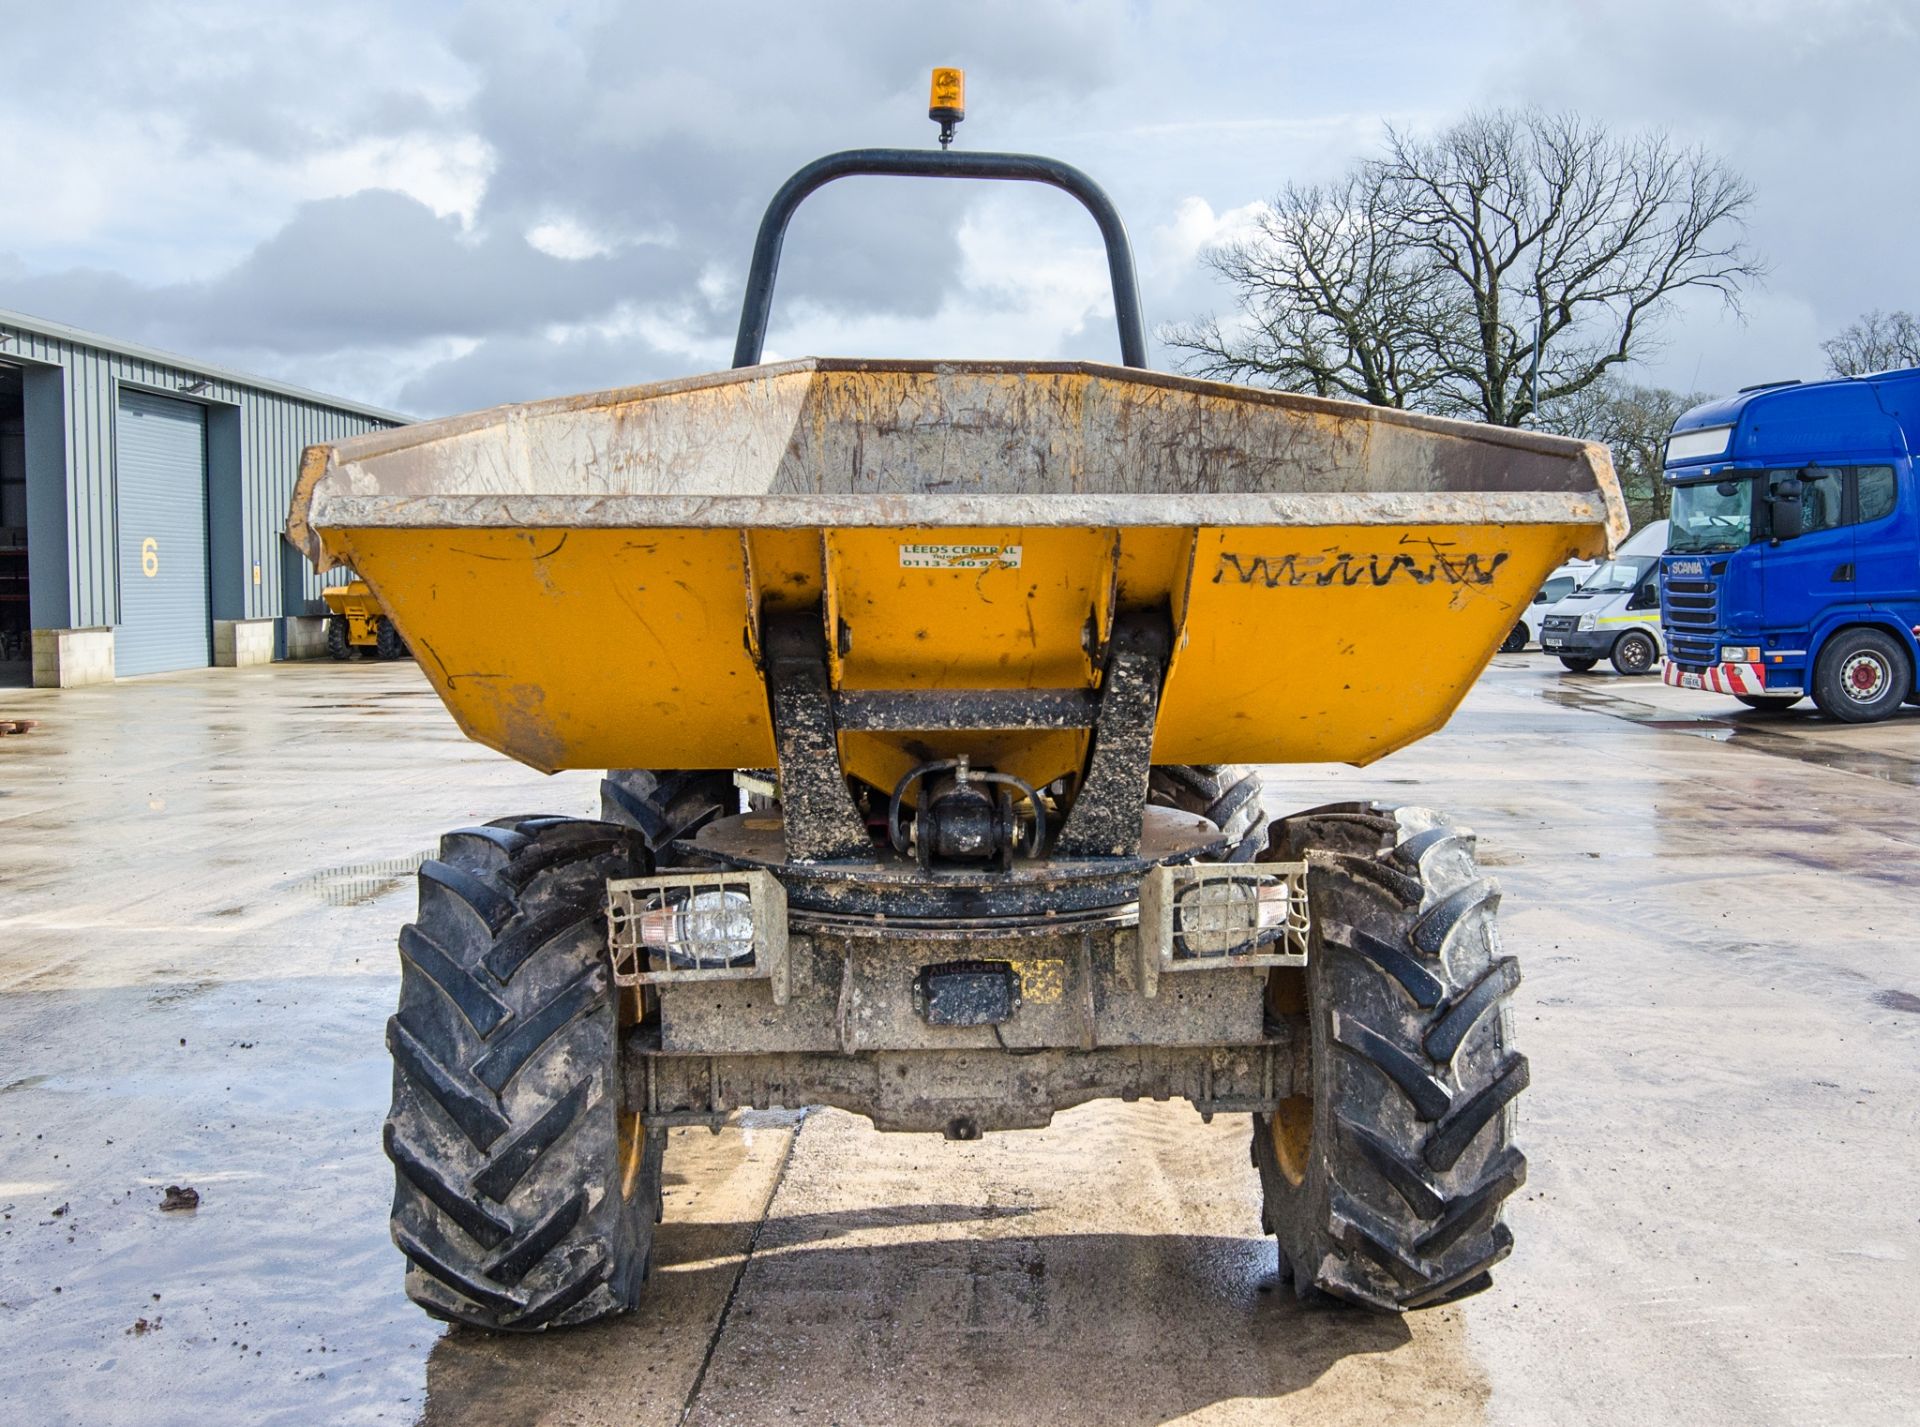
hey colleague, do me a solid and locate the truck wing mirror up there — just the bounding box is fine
[1769,476,1805,542]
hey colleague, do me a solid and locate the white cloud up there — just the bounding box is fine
[526,217,616,261]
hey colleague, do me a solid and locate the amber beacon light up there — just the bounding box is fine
[928,67,966,147]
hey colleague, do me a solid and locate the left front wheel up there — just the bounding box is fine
[385,815,662,1330]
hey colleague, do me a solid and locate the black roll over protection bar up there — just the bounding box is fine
[731,147,1149,370]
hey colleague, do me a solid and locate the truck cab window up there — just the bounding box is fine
[1669,475,1755,552]
[1857,465,1897,523]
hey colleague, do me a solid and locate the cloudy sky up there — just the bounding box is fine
[2,0,1912,417]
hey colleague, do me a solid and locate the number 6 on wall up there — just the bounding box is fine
[140,537,159,578]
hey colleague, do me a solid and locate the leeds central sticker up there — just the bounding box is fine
[900,543,1023,570]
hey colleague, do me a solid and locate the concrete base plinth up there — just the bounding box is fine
[283,615,331,660]
[214,618,276,668]
[32,627,115,687]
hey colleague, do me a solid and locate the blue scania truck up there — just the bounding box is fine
[1659,368,1920,723]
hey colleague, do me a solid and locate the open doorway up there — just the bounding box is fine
[0,363,27,686]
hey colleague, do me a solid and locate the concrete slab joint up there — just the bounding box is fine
[31,627,114,687]
[213,617,276,668]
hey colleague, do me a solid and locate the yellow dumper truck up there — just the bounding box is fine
[289,77,1622,1331]
[320,578,408,661]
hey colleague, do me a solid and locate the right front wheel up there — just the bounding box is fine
[1253,802,1527,1310]
[1557,656,1597,673]
[1811,627,1914,723]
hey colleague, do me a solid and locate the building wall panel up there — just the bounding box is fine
[0,311,403,632]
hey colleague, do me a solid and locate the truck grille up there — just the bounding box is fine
[1661,577,1719,665]
[1541,614,1578,636]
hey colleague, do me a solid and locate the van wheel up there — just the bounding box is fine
[1812,628,1912,723]
[1610,630,1658,676]
[1499,623,1528,654]
[1734,694,1801,712]
[1557,657,1597,673]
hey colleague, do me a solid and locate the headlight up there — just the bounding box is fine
[1576,614,1598,632]
[1722,645,1762,663]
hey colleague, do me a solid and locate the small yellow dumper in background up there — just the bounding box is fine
[291,72,1624,1332]
[320,578,408,661]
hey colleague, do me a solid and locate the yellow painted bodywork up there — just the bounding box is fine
[335,519,1580,779]
[321,579,385,647]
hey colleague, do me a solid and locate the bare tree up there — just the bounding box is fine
[1168,108,1762,427]
[1536,379,1706,526]
[1821,310,1920,377]
[1164,172,1460,408]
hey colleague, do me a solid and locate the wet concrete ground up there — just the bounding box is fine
[1,656,1916,1426]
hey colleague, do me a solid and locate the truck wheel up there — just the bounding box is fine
[1609,630,1658,676]
[1499,623,1528,654]
[327,616,353,661]
[1148,764,1269,861]
[1812,628,1913,724]
[1557,656,1597,673]
[601,769,739,858]
[1734,694,1801,712]
[1253,802,1526,1311]
[384,815,663,1331]
[376,617,409,661]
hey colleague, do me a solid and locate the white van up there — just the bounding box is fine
[1501,559,1598,651]
[1537,520,1670,675]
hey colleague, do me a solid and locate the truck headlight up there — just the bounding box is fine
[1576,614,1597,632]
[1721,645,1762,663]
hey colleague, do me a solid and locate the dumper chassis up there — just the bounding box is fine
[294,90,1621,1332]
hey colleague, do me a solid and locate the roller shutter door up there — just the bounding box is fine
[115,390,210,675]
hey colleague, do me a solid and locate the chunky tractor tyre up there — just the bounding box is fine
[1735,693,1802,712]
[600,769,738,858]
[1557,656,1597,673]
[326,615,353,661]
[1147,764,1269,861]
[1253,802,1526,1311]
[1499,622,1528,654]
[384,815,664,1331]
[1610,629,1659,676]
[1811,627,1913,724]
[375,617,409,661]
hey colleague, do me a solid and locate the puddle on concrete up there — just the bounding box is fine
[1874,989,1920,1014]
[295,853,428,908]
[1541,684,1920,787]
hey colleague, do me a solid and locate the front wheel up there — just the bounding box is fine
[1558,656,1597,673]
[1812,628,1913,723]
[384,816,663,1330]
[1499,623,1528,654]
[1610,630,1659,676]
[326,616,353,661]
[1252,803,1527,1311]
[1735,693,1802,712]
